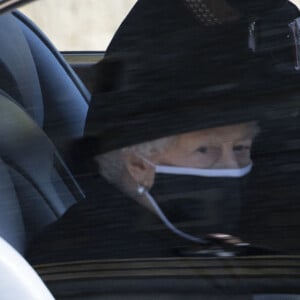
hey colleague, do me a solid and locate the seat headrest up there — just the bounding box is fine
[0,13,43,125]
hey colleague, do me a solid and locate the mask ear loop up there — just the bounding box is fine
[137,185,209,244]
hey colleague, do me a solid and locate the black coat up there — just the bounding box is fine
[26,151,300,265]
[26,175,194,264]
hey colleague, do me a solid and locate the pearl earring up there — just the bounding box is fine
[137,185,146,195]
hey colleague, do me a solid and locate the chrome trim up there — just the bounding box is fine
[62,52,105,65]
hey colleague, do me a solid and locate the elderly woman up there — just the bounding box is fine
[27,0,300,263]
[96,121,259,238]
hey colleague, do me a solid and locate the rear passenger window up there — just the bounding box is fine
[20,0,137,51]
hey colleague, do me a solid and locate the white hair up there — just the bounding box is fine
[95,136,176,189]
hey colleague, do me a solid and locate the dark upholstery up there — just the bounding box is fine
[0,10,92,254]
[0,92,85,254]
[0,13,44,125]
[0,157,27,254]
[0,11,90,146]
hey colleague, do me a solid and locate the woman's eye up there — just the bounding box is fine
[197,146,208,154]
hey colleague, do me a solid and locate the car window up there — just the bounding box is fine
[292,0,300,7]
[20,0,300,263]
[20,0,137,51]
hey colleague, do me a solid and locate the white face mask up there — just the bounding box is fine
[143,157,253,178]
[154,163,253,177]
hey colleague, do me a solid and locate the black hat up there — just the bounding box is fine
[85,0,300,154]
[227,0,287,17]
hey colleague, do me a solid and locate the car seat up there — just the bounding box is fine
[0,90,85,255]
[0,10,90,148]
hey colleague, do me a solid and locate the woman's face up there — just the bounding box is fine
[125,121,259,190]
[155,121,259,169]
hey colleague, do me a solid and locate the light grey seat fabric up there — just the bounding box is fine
[0,92,85,254]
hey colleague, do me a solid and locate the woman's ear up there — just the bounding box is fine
[122,150,155,189]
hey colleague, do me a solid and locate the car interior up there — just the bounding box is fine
[0,10,88,255]
[0,2,300,300]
